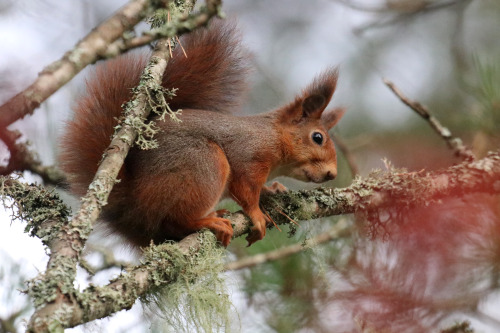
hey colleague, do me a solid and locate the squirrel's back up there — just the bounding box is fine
[59,19,251,197]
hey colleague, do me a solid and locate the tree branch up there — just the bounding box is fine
[102,0,224,58]
[64,151,500,325]
[0,0,156,187]
[80,244,133,276]
[225,218,352,271]
[0,0,225,185]
[26,42,171,333]
[384,78,475,161]
[0,129,66,185]
[3,151,499,329]
[23,1,222,331]
[0,0,155,129]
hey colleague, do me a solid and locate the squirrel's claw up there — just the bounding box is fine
[246,225,265,247]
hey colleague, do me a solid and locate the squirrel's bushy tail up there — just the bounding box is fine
[59,19,251,196]
[164,19,251,113]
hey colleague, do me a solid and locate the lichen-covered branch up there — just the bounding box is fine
[0,0,155,185]
[67,151,500,323]
[71,233,206,327]
[0,0,155,129]
[0,0,223,184]
[24,2,222,331]
[384,78,474,161]
[257,151,500,229]
[26,44,172,333]
[102,0,223,58]
[0,177,70,248]
[2,151,498,330]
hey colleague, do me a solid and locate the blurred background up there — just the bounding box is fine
[0,0,499,332]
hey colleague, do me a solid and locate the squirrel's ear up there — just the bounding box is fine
[299,67,339,120]
[302,94,327,119]
[322,107,346,130]
[279,67,339,123]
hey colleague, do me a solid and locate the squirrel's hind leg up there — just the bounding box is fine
[158,141,234,246]
[183,214,233,246]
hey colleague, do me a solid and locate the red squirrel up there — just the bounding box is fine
[59,20,345,247]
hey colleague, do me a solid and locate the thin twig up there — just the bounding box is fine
[102,0,223,59]
[276,207,300,226]
[383,78,474,161]
[333,0,393,13]
[0,129,66,185]
[225,219,351,271]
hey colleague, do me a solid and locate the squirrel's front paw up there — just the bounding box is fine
[246,224,265,247]
[261,181,288,195]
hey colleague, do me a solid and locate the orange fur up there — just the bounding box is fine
[59,20,345,247]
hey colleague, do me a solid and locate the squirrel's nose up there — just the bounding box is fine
[325,169,337,181]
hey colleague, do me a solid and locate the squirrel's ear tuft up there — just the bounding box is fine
[302,67,339,118]
[298,67,339,120]
[321,107,346,130]
[278,67,339,123]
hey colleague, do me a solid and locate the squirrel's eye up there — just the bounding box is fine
[312,132,323,145]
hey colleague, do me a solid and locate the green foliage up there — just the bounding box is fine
[236,218,347,332]
[472,56,500,134]
[141,231,234,333]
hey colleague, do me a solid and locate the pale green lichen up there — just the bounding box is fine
[147,0,223,44]
[149,0,192,29]
[116,56,180,151]
[31,307,70,333]
[75,231,233,331]
[26,254,77,308]
[78,282,138,320]
[0,176,69,246]
[47,304,74,333]
[141,231,233,332]
[261,190,316,237]
[85,175,119,207]
[68,48,86,67]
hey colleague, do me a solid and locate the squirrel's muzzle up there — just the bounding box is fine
[325,169,337,181]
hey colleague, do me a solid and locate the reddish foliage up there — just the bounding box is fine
[330,193,500,332]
